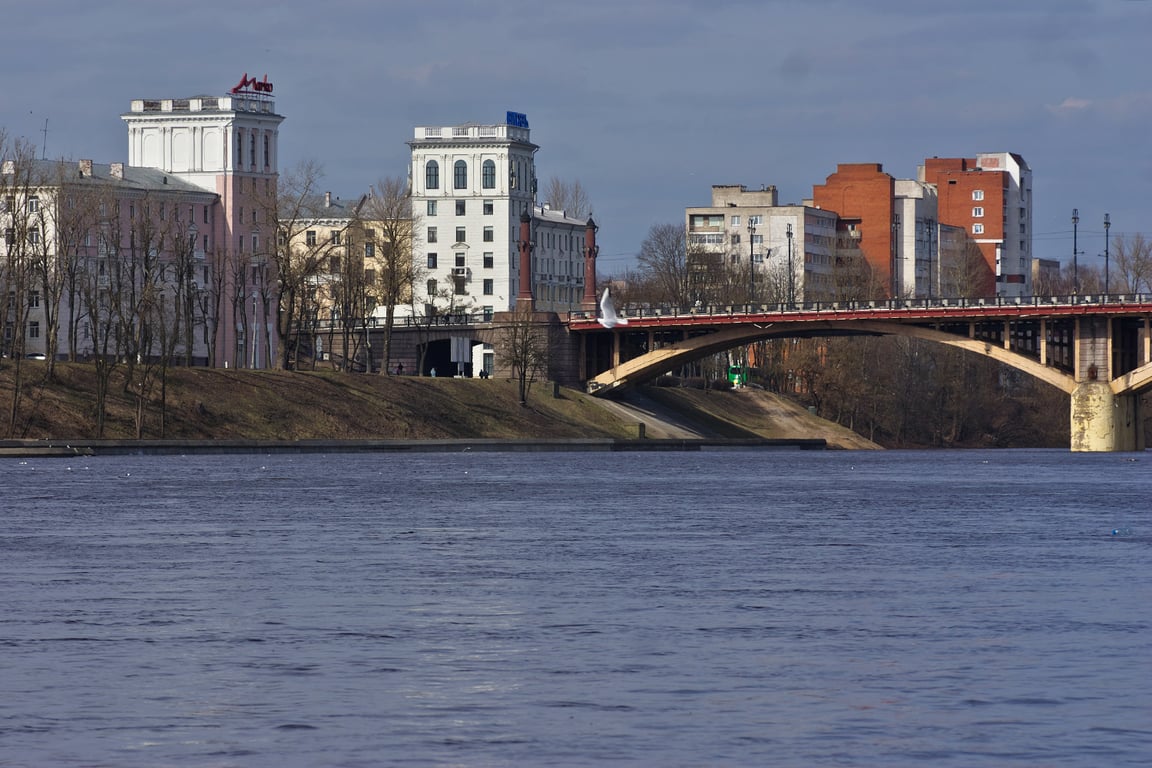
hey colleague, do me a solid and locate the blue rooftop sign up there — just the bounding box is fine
[506,111,529,129]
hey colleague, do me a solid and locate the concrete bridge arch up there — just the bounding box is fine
[584,314,1152,451]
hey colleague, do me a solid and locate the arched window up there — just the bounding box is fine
[482,159,496,189]
[454,160,468,190]
[425,160,439,190]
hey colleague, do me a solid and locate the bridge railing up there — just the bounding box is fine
[568,292,1152,322]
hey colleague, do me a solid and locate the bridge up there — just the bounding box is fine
[567,294,1152,452]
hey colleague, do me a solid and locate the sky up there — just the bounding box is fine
[3,0,1150,276]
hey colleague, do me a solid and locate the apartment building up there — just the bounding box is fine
[685,185,840,304]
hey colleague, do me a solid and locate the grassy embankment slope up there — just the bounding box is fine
[0,362,877,448]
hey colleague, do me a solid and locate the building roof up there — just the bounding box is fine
[6,159,215,197]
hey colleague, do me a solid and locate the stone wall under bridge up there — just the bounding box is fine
[312,313,583,386]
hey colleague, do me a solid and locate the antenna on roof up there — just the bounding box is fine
[40,118,48,160]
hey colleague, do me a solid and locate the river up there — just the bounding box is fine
[1,449,1149,766]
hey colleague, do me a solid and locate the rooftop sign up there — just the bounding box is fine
[506,111,529,129]
[231,73,274,95]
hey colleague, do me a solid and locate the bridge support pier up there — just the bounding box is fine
[1070,382,1142,452]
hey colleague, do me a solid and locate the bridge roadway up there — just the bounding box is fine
[566,294,1152,452]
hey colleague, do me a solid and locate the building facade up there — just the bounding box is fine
[921,153,1032,297]
[406,113,592,320]
[121,77,285,367]
[685,185,842,305]
[811,154,1031,299]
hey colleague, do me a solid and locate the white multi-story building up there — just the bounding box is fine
[406,113,591,319]
[122,76,285,366]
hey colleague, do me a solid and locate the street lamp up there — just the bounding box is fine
[1071,208,1079,295]
[748,217,756,304]
[1103,213,1111,295]
[786,223,795,306]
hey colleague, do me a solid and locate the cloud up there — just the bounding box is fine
[1048,97,1092,115]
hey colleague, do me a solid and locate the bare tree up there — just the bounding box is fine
[359,177,421,374]
[542,178,591,219]
[256,160,344,369]
[636,222,693,305]
[0,136,39,435]
[498,303,550,405]
[1111,234,1152,294]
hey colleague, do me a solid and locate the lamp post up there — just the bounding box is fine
[1103,213,1111,295]
[748,217,756,304]
[786,223,795,306]
[1071,208,1079,295]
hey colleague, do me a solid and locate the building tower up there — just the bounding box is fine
[122,74,285,367]
[408,112,538,317]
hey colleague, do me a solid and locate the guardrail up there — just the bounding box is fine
[568,293,1152,322]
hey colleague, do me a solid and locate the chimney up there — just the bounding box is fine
[110,162,124,179]
[79,159,93,177]
[325,191,332,207]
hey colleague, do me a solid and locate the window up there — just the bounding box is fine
[331,230,341,245]
[365,242,375,258]
[427,253,438,269]
[483,252,494,268]
[427,226,438,243]
[456,200,466,216]
[427,278,437,296]
[4,228,13,246]
[28,226,40,245]
[455,252,466,267]
[973,223,985,235]
[483,200,494,215]
[27,321,39,339]
[483,278,494,295]
[455,226,466,243]
[264,135,270,168]
[427,200,437,216]
[28,196,39,212]
[972,207,984,218]
[425,160,439,190]
[731,234,741,245]
[252,234,259,252]
[330,256,342,274]
[204,205,209,224]
[29,291,40,308]
[972,189,984,201]
[453,160,467,189]
[483,226,494,242]
[306,230,317,246]
[731,215,741,227]
[748,215,762,225]
[482,159,496,189]
[250,134,257,167]
[364,268,376,283]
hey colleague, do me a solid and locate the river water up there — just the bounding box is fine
[1,449,1149,767]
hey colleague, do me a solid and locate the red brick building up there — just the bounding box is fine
[811,163,896,295]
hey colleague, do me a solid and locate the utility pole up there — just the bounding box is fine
[786,223,795,306]
[748,217,756,304]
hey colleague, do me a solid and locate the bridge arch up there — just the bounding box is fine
[588,319,1076,395]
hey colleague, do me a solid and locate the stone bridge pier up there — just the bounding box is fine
[1069,317,1148,452]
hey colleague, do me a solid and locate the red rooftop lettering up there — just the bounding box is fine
[231,73,274,95]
